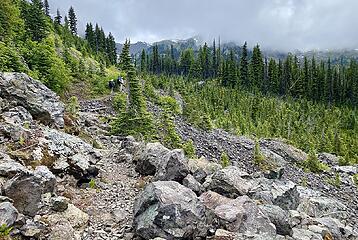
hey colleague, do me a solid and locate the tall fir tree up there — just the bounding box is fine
[68,6,77,35]
[240,42,249,88]
[54,9,62,25]
[23,0,48,41]
[43,0,49,16]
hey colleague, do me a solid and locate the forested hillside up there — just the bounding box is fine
[120,40,358,165]
[0,0,118,95]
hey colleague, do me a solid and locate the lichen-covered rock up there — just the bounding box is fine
[0,72,65,128]
[133,181,207,239]
[204,166,251,198]
[292,228,323,240]
[249,178,300,210]
[297,197,347,221]
[0,201,18,227]
[1,106,33,126]
[188,156,222,183]
[4,166,56,216]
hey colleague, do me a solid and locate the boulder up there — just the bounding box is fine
[46,204,89,230]
[133,181,207,239]
[297,197,347,220]
[259,205,293,236]
[0,202,18,227]
[204,166,251,198]
[37,127,101,178]
[188,156,222,183]
[260,139,307,163]
[20,219,45,238]
[51,196,69,212]
[199,191,276,236]
[0,72,65,128]
[0,152,29,178]
[260,148,287,179]
[310,217,357,240]
[249,178,300,210]
[135,142,170,176]
[182,174,202,195]
[292,228,323,240]
[318,153,340,166]
[4,166,56,216]
[333,165,357,175]
[1,106,33,126]
[154,149,189,182]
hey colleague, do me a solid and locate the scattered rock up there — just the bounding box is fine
[133,181,207,239]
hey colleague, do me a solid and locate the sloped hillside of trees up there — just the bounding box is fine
[0,0,118,96]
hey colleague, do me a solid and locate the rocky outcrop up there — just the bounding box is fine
[3,166,56,216]
[0,201,18,227]
[133,181,207,239]
[0,72,65,128]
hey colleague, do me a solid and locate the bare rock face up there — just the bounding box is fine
[3,166,56,216]
[133,181,208,239]
[0,72,65,128]
[204,166,251,198]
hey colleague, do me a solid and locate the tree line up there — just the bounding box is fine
[139,41,358,106]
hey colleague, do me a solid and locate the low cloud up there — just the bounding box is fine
[49,0,358,51]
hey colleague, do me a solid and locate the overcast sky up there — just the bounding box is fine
[48,0,358,51]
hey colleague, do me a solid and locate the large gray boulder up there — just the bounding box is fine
[199,191,276,236]
[135,142,190,182]
[36,127,101,178]
[154,149,189,182]
[0,72,65,128]
[188,156,222,183]
[4,166,56,216]
[204,166,251,198]
[0,202,18,227]
[135,142,170,176]
[249,178,300,210]
[310,217,357,240]
[133,181,207,239]
[259,205,293,236]
[1,106,33,126]
[297,196,348,220]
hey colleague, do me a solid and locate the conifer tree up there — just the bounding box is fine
[54,9,62,25]
[68,6,77,35]
[106,32,117,64]
[43,0,49,16]
[239,42,249,88]
[85,23,95,50]
[140,49,146,72]
[23,0,48,41]
[113,40,154,139]
[250,44,264,91]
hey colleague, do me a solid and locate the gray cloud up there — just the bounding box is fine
[48,0,358,51]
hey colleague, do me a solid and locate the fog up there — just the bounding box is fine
[48,0,358,51]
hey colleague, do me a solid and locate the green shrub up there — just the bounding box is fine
[220,152,230,168]
[183,139,196,158]
[0,224,12,237]
[254,140,265,166]
[303,149,329,173]
[353,174,358,186]
[113,92,127,113]
[159,96,180,114]
[89,179,96,189]
[66,96,79,117]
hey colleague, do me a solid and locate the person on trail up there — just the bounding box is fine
[117,76,124,92]
[108,79,115,94]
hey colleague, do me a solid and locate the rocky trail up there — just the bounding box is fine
[0,72,357,240]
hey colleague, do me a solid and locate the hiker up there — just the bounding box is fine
[117,76,124,92]
[108,79,115,94]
